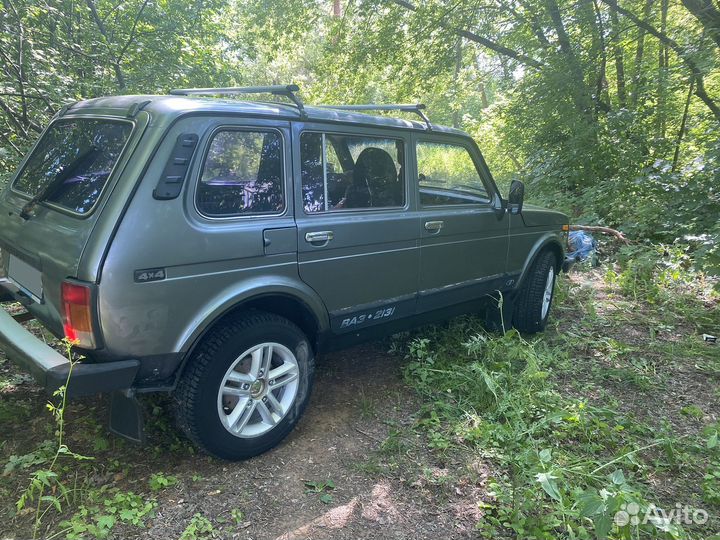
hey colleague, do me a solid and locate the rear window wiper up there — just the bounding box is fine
[20,146,99,220]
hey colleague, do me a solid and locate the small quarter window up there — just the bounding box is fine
[197,130,284,217]
[417,141,489,206]
[300,132,405,213]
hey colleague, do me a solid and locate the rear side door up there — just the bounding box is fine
[293,123,420,333]
[98,117,297,359]
[414,135,510,312]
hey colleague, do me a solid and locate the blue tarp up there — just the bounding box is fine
[568,230,597,262]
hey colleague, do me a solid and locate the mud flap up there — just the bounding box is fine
[109,390,146,444]
[483,290,515,334]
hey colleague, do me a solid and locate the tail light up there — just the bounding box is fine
[61,280,97,349]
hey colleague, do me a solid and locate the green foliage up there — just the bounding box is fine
[59,488,157,539]
[399,312,708,538]
[696,224,720,289]
[148,472,178,491]
[0,0,718,277]
[180,513,216,540]
[417,142,482,191]
[703,461,720,506]
[0,398,32,423]
[388,255,719,538]
[3,440,56,476]
[230,508,244,526]
[14,339,94,539]
[681,405,705,420]
[0,3,719,534]
[304,479,336,504]
[605,243,716,306]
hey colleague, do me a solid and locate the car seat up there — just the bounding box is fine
[345,147,401,208]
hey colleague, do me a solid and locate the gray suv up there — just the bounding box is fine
[0,85,571,460]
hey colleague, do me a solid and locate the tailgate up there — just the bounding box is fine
[0,115,144,334]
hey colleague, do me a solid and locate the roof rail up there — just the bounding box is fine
[169,84,306,117]
[316,103,432,130]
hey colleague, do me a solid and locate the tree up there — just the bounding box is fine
[681,0,720,50]
[0,0,717,275]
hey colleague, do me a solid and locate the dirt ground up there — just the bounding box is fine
[3,267,718,539]
[126,343,481,540]
[1,340,488,539]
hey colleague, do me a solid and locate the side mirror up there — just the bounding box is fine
[507,180,525,215]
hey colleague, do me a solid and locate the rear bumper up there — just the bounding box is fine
[0,279,139,397]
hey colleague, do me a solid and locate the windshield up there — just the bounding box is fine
[12,118,133,215]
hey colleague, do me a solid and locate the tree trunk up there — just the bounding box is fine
[656,0,669,139]
[630,0,653,108]
[672,77,695,171]
[544,0,595,118]
[681,0,720,50]
[479,82,489,108]
[503,0,552,48]
[3,0,30,127]
[333,0,341,17]
[601,0,720,123]
[609,2,627,107]
[591,0,610,112]
[452,38,462,129]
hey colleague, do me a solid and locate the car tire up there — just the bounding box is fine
[512,250,558,334]
[174,311,314,460]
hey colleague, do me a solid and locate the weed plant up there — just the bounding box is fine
[396,248,719,539]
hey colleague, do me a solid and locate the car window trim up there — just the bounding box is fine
[193,125,288,221]
[298,128,410,215]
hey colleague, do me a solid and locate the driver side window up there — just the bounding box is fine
[417,141,489,206]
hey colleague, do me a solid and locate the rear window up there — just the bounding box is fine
[12,119,133,215]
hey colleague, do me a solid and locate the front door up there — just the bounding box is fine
[414,136,510,312]
[293,124,420,333]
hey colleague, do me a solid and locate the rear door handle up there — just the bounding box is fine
[424,220,444,232]
[305,231,334,244]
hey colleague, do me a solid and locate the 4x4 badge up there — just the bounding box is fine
[134,268,166,283]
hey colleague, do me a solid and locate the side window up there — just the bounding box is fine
[417,141,489,206]
[196,130,284,217]
[300,132,405,213]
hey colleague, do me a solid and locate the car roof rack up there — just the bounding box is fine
[169,84,306,117]
[316,103,432,131]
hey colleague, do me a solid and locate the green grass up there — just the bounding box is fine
[387,254,720,539]
[0,247,718,539]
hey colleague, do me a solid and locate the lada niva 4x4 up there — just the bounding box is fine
[0,85,572,460]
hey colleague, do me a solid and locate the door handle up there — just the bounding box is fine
[305,230,334,244]
[424,220,444,232]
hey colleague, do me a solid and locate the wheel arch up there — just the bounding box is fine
[515,234,564,291]
[170,279,329,383]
